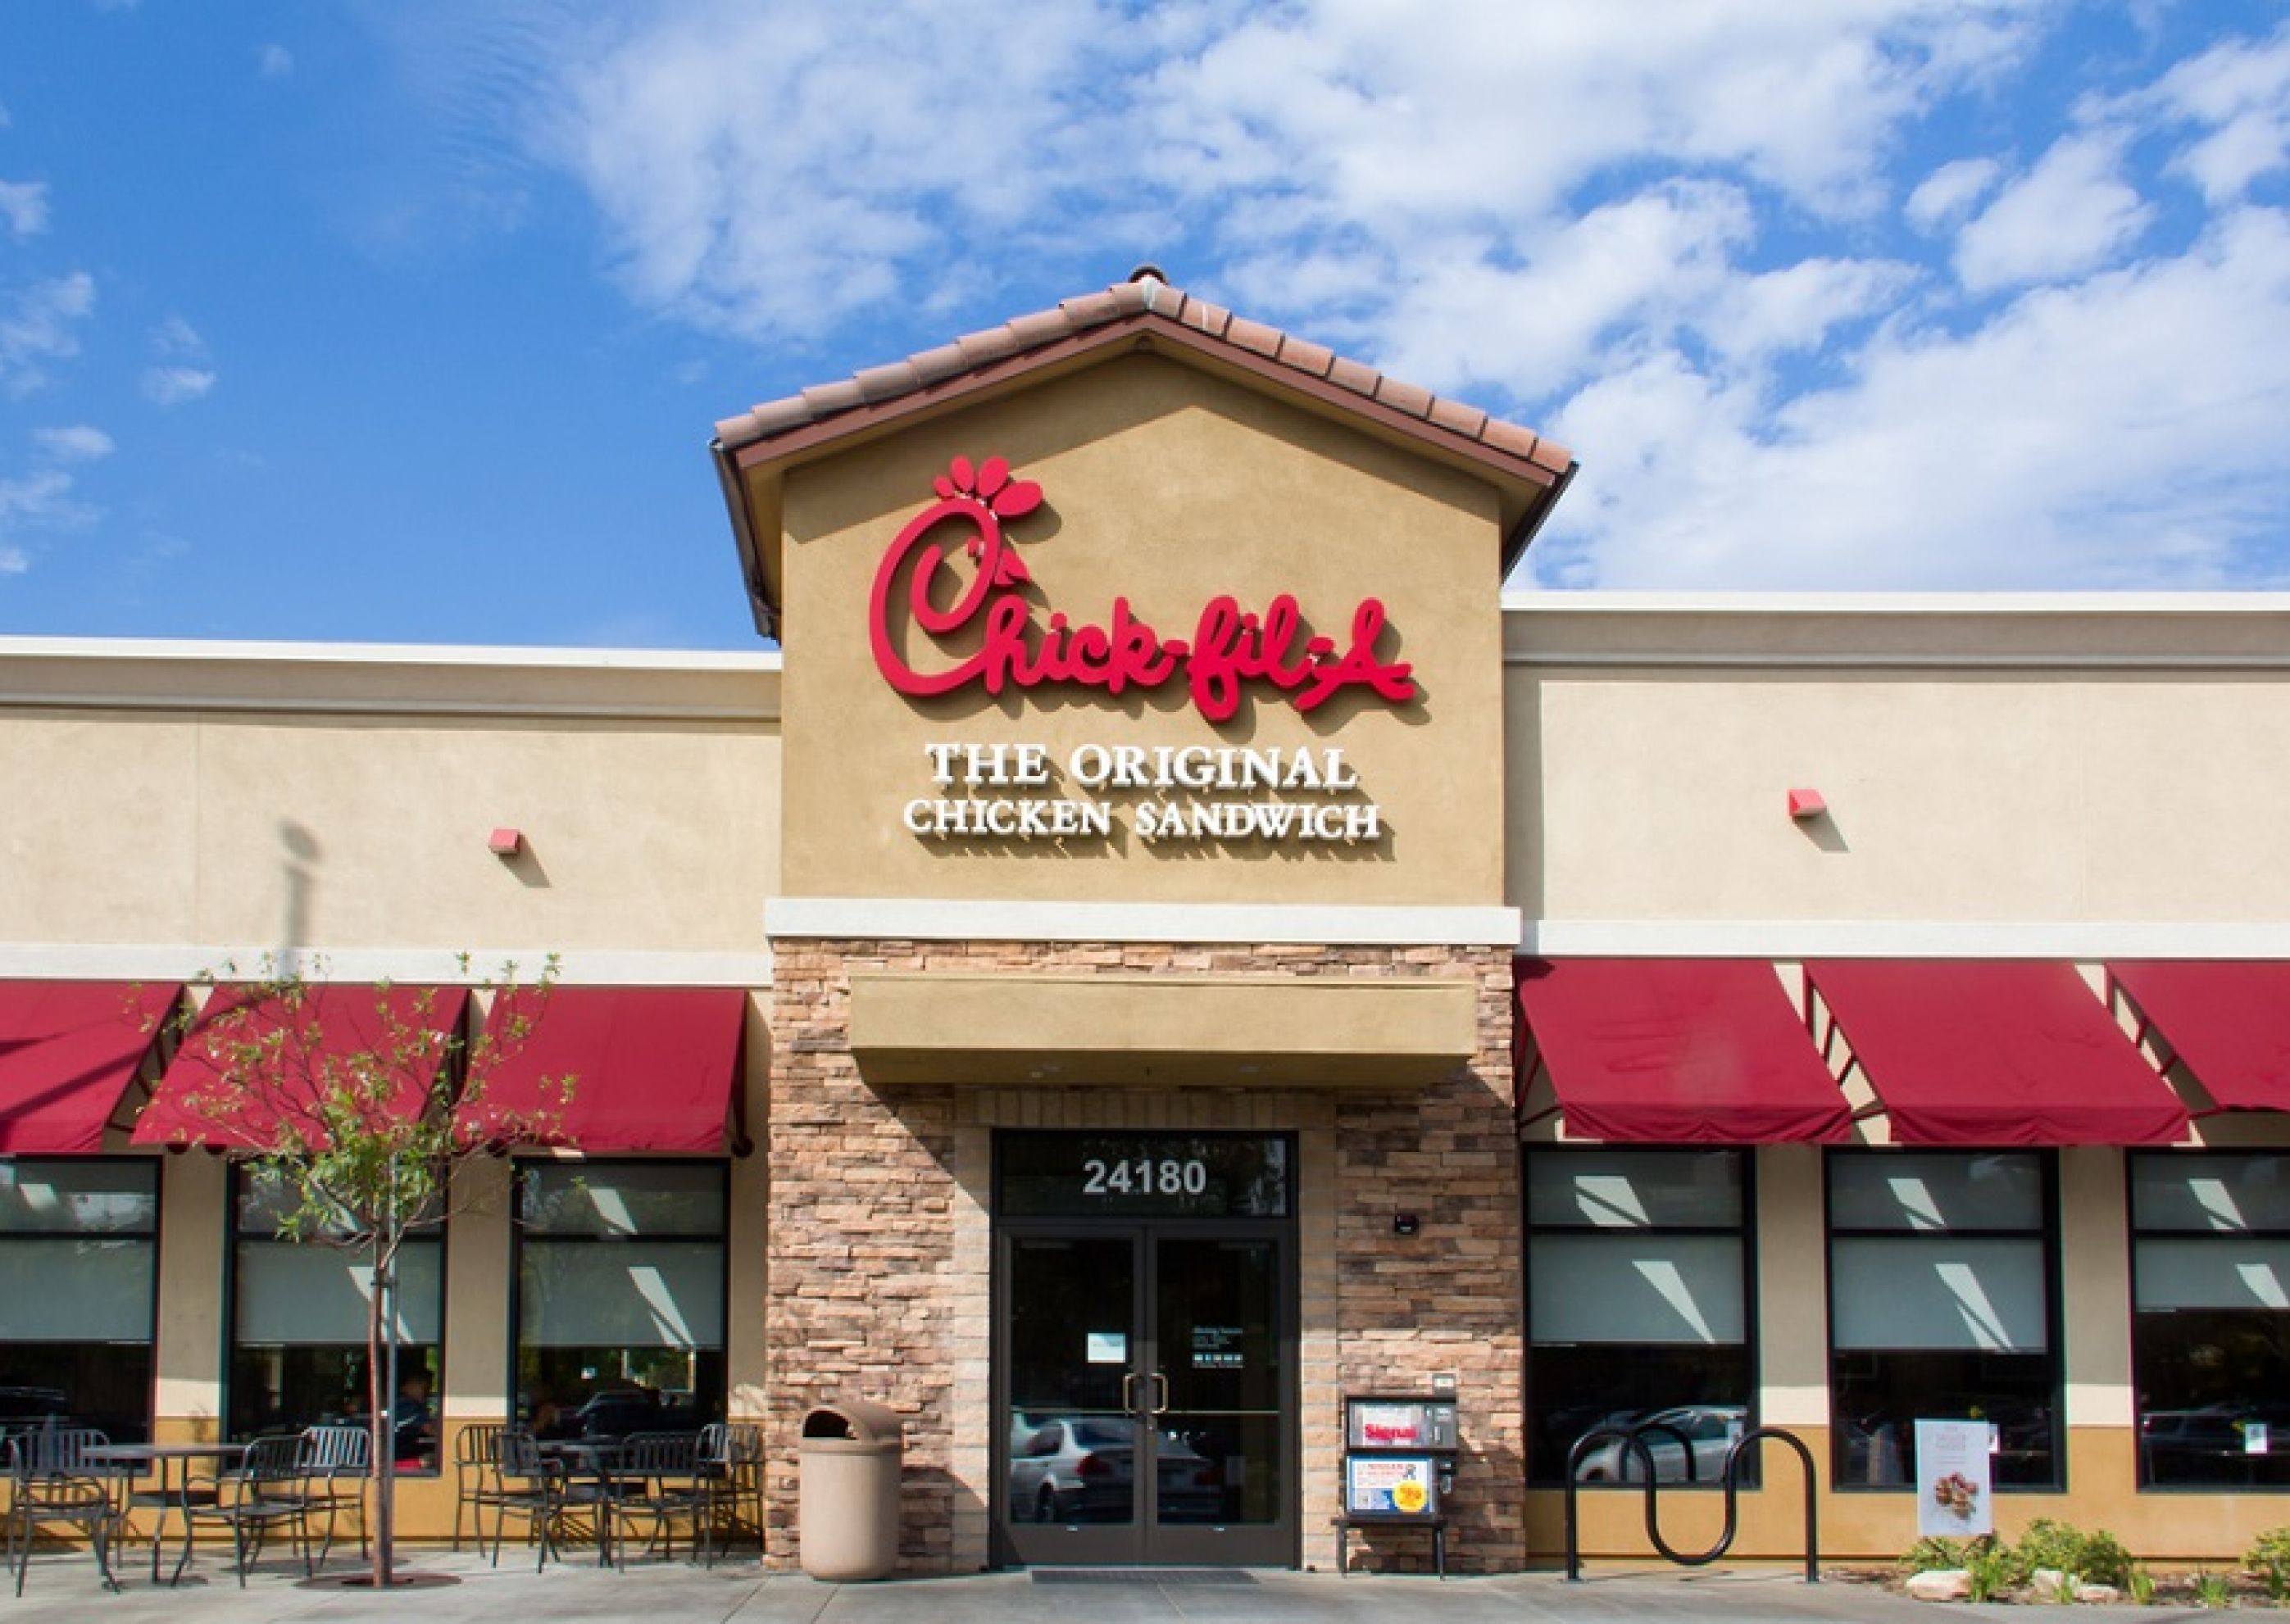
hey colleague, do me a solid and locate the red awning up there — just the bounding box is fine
[1806,959,2187,1146]
[459,987,748,1154]
[1514,958,1852,1143]
[2108,961,2290,1114]
[132,985,470,1150]
[0,982,180,1154]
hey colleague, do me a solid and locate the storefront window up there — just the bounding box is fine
[2132,1152,2290,1489]
[0,1159,158,1441]
[1828,1150,2058,1490]
[514,1161,726,1438]
[1524,1148,1752,1486]
[228,1169,443,1469]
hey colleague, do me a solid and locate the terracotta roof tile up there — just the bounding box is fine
[1060,290,1125,329]
[910,342,970,386]
[1225,316,1283,359]
[1006,309,1071,347]
[799,379,866,417]
[1277,337,1335,379]
[855,361,921,403]
[1326,356,1380,397]
[1479,418,1540,460]
[1373,376,1434,418]
[1184,300,1233,338]
[1529,436,1575,476]
[1428,397,1488,438]
[712,274,1575,501]
[955,326,1019,365]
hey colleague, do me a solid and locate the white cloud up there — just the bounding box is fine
[510,0,2040,338]
[142,365,216,406]
[0,271,96,393]
[2142,21,2290,203]
[31,425,113,463]
[1539,206,2290,590]
[0,180,48,238]
[0,465,98,578]
[1905,157,2001,231]
[259,43,294,79]
[151,315,208,359]
[141,318,215,405]
[1954,132,2152,292]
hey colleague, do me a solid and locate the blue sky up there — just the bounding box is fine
[2,1,2287,649]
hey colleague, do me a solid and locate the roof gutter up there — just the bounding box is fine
[710,437,777,642]
[1501,456,1579,582]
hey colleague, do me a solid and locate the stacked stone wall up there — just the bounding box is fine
[765,937,1518,1574]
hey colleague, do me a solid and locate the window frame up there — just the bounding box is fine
[507,1157,732,1431]
[2127,1148,2290,1495]
[1823,1146,2064,1495]
[1522,1145,1758,1490]
[0,1154,162,1440]
[221,1160,449,1470]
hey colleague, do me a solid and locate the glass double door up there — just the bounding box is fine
[997,1222,1294,1567]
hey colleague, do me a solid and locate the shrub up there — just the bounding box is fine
[2005,1517,2133,1590]
[2192,1568,2234,1609]
[1966,1540,2014,1603]
[1901,1536,1968,1575]
[2127,1564,2156,1606]
[2247,1527,2290,1600]
[2075,1528,2136,1590]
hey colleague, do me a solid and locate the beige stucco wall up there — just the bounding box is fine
[775,353,1511,910]
[1505,600,2290,932]
[0,646,781,960]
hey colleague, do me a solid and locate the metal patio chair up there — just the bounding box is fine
[696,1422,764,1563]
[602,1431,707,1569]
[451,1422,505,1552]
[297,1424,370,1565]
[485,1429,569,1572]
[173,1434,311,1587]
[4,1428,121,1596]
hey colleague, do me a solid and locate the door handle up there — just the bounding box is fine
[1121,1372,1137,1413]
[1149,1372,1170,1416]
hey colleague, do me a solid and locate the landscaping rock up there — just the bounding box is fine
[1906,1568,1971,1602]
[2074,1582,2120,1603]
[2028,1568,2069,1601]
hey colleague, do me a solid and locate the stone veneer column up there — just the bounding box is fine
[766,939,1519,1576]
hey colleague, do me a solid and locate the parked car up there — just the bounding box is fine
[0,1386,70,1431]
[1006,1413,1223,1522]
[570,1387,703,1439]
[1569,1404,1747,1484]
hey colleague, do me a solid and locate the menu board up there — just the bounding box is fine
[1915,1419,1994,1537]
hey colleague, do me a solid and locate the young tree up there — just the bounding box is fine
[143,956,570,1589]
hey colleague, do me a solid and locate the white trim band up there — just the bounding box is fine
[766,898,1524,947]
[1522,919,2290,959]
[0,943,773,987]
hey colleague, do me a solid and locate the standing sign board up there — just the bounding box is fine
[1915,1419,1995,1538]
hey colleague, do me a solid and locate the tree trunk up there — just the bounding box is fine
[368,1249,394,1588]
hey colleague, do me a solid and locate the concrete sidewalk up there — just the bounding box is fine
[0,1552,2222,1624]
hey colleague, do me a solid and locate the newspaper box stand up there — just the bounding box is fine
[1334,1393,1457,1578]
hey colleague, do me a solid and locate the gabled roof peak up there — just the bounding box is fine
[714,270,1572,482]
[710,271,1577,640]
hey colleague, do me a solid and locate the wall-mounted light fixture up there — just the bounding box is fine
[488,827,525,857]
[1786,788,1827,821]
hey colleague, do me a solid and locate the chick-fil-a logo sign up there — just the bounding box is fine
[868,456,1415,725]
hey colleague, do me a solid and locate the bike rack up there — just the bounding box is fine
[1563,1422,1820,1584]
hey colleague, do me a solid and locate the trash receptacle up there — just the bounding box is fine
[798,1398,903,1581]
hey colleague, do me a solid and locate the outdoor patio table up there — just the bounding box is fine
[538,1440,625,1566]
[81,1441,247,1585]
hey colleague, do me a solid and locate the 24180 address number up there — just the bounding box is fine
[1082,1157,1209,1197]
